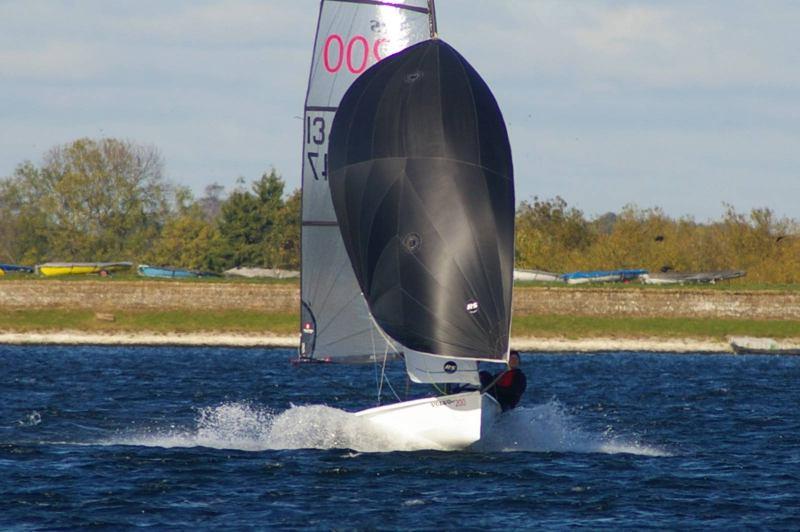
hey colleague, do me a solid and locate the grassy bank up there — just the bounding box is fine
[0,273,299,285]
[512,280,800,292]
[511,315,800,340]
[3,273,800,292]
[2,309,798,341]
[0,310,296,335]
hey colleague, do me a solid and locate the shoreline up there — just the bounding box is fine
[0,330,732,353]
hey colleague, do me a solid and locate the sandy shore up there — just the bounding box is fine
[0,331,297,348]
[0,330,732,353]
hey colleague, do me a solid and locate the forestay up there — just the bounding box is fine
[300,0,435,361]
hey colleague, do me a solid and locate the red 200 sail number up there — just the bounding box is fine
[323,34,387,74]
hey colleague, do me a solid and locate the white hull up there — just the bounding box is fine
[730,336,800,355]
[513,269,562,282]
[355,391,501,450]
[565,274,621,284]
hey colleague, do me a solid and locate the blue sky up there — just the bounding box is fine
[1,1,798,220]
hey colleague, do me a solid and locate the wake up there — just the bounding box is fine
[472,400,670,456]
[100,400,669,456]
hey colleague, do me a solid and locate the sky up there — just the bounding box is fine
[1,0,798,221]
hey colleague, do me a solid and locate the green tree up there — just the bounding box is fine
[0,138,174,262]
[515,196,594,271]
[146,187,226,271]
[274,188,301,269]
[0,162,52,264]
[217,169,292,268]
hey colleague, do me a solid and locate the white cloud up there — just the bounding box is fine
[444,0,800,90]
[0,42,102,80]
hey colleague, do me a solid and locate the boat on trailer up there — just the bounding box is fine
[729,336,800,356]
[137,264,219,279]
[561,269,647,284]
[0,263,34,274]
[642,270,745,285]
[37,262,132,277]
[295,0,514,449]
[514,269,563,282]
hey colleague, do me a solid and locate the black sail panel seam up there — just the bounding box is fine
[316,288,369,339]
[336,156,512,180]
[393,286,499,356]
[400,172,494,348]
[315,243,360,333]
[448,50,505,331]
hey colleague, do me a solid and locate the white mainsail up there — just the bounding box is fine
[300,0,435,361]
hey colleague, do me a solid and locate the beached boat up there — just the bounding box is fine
[642,270,746,285]
[295,0,513,450]
[561,269,647,284]
[223,267,299,279]
[0,263,34,274]
[137,265,219,279]
[37,262,132,277]
[513,269,563,282]
[730,336,800,356]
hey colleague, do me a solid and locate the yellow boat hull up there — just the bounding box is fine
[40,265,102,277]
[38,262,132,277]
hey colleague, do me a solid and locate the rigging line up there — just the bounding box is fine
[379,340,401,402]
[371,321,382,404]
[366,303,401,363]
[365,304,402,403]
[382,364,402,403]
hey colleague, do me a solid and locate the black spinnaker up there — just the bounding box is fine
[328,38,515,361]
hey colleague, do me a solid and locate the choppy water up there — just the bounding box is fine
[1,345,799,529]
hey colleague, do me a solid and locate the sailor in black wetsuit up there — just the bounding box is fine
[480,350,527,412]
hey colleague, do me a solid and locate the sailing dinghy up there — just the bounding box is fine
[297,0,514,450]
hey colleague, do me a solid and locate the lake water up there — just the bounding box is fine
[2,345,799,529]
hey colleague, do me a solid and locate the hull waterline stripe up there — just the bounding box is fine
[328,0,430,15]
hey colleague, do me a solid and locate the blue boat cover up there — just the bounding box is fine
[0,263,34,273]
[560,269,647,281]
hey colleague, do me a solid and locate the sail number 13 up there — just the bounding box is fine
[306,114,328,181]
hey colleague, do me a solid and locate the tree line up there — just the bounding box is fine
[2,138,798,283]
[516,197,800,283]
[0,138,299,271]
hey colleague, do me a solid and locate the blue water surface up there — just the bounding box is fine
[1,345,799,529]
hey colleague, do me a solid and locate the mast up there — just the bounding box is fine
[428,0,438,38]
